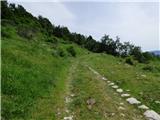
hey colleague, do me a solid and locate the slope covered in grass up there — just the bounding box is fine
[1,24,87,119]
[83,53,160,113]
[69,62,146,120]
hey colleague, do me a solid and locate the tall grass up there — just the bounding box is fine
[1,26,71,119]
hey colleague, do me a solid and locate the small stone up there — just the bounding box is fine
[126,97,141,105]
[87,105,92,110]
[87,98,96,105]
[111,113,115,116]
[112,85,118,89]
[139,92,143,95]
[144,110,160,120]
[102,77,107,80]
[116,89,123,93]
[109,83,115,86]
[120,113,125,117]
[141,74,146,77]
[126,89,130,92]
[138,105,149,110]
[120,102,124,105]
[118,106,125,110]
[70,94,75,97]
[121,94,130,97]
[107,81,111,83]
[65,109,69,113]
[65,97,71,103]
[155,101,160,104]
[64,116,73,120]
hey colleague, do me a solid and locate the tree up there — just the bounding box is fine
[38,15,54,36]
[1,1,14,20]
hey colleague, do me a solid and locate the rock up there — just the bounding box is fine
[121,94,130,97]
[87,104,92,110]
[144,110,160,120]
[155,101,160,104]
[64,116,73,120]
[107,81,111,83]
[65,109,69,113]
[88,67,99,75]
[112,85,118,89]
[102,77,107,80]
[65,96,71,103]
[111,113,115,116]
[87,98,96,105]
[57,108,61,115]
[118,106,125,110]
[126,89,130,92]
[120,102,124,105]
[126,97,141,105]
[70,94,75,97]
[116,89,123,93]
[109,83,115,86]
[120,113,125,117]
[86,97,96,110]
[141,74,146,78]
[138,105,149,110]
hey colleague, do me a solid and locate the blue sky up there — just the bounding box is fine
[9,0,159,51]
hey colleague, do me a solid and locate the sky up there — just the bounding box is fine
[9,0,160,51]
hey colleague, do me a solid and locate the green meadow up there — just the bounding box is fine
[1,1,160,119]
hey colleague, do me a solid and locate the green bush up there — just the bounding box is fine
[142,65,160,72]
[2,30,11,38]
[46,36,58,44]
[67,46,76,57]
[17,25,36,40]
[142,65,154,72]
[58,48,65,57]
[1,26,12,38]
[125,57,134,65]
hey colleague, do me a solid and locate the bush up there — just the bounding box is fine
[58,48,65,57]
[1,26,12,38]
[2,29,11,38]
[17,25,36,40]
[46,36,58,44]
[67,46,76,57]
[125,57,134,65]
[143,65,154,72]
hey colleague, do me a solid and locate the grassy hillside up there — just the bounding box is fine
[1,24,87,119]
[69,62,146,120]
[2,23,160,120]
[83,53,160,113]
[1,2,160,119]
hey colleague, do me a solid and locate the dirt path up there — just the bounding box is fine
[62,60,79,120]
[86,65,160,120]
[30,58,159,120]
[68,62,146,120]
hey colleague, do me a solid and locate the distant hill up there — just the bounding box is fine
[150,50,160,56]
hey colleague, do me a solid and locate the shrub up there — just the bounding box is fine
[17,25,35,40]
[125,57,134,65]
[58,48,65,57]
[142,52,153,61]
[142,65,154,72]
[46,36,58,44]
[67,46,76,57]
[2,29,11,38]
[1,26,12,38]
